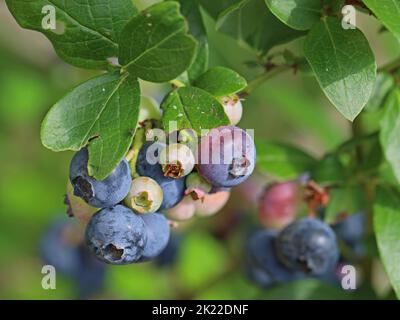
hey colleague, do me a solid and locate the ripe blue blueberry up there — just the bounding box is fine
[276,218,339,276]
[139,213,170,261]
[197,126,256,187]
[75,245,107,299]
[40,217,107,298]
[136,142,185,210]
[246,229,303,283]
[69,148,132,208]
[85,205,147,265]
[244,259,274,288]
[155,233,181,268]
[40,218,83,277]
[334,211,365,246]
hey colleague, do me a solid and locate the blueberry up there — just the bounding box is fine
[69,148,131,208]
[159,143,195,178]
[220,94,243,126]
[194,191,230,217]
[246,229,303,283]
[75,245,107,299]
[155,233,181,268]
[85,205,147,265]
[334,211,365,246]
[165,196,196,221]
[244,259,274,289]
[40,218,83,277]
[185,171,212,200]
[197,126,256,188]
[138,213,170,261]
[276,218,339,276]
[258,181,301,230]
[136,142,185,210]
[124,177,163,214]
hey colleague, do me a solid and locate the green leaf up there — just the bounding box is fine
[41,72,140,180]
[374,186,400,299]
[119,2,197,83]
[365,73,395,112]
[364,0,400,41]
[161,86,230,133]
[304,17,377,121]
[6,0,137,69]
[264,0,322,30]
[194,66,247,97]
[256,140,317,180]
[380,89,400,183]
[325,185,366,224]
[177,0,209,81]
[311,154,346,184]
[198,0,237,19]
[216,0,304,55]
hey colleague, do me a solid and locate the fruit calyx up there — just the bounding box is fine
[163,161,184,178]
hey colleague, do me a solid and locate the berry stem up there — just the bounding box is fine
[128,121,153,178]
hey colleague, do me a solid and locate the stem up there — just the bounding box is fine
[350,115,375,286]
[242,65,292,96]
[351,116,364,164]
[170,79,186,89]
[127,122,152,178]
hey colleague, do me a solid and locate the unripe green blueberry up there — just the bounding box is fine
[165,196,196,221]
[195,191,230,217]
[124,177,163,214]
[185,172,212,200]
[136,96,162,128]
[220,94,243,126]
[159,143,195,178]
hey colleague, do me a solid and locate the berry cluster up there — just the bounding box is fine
[245,177,365,288]
[67,116,256,265]
[245,218,339,288]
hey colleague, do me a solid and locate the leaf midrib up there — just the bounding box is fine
[80,73,129,147]
[48,0,117,47]
[123,25,185,70]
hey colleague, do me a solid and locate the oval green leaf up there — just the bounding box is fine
[41,72,140,180]
[215,0,304,55]
[364,0,400,41]
[119,2,197,82]
[256,140,317,180]
[304,17,377,121]
[194,67,247,97]
[6,0,137,69]
[380,89,400,184]
[374,186,400,299]
[161,86,230,134]
[265,0,322,30]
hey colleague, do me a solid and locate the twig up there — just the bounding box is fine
[241,64,292,97]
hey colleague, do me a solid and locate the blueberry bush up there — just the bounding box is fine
[4,0,400,300]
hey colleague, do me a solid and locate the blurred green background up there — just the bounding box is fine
[0,0,399,299]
